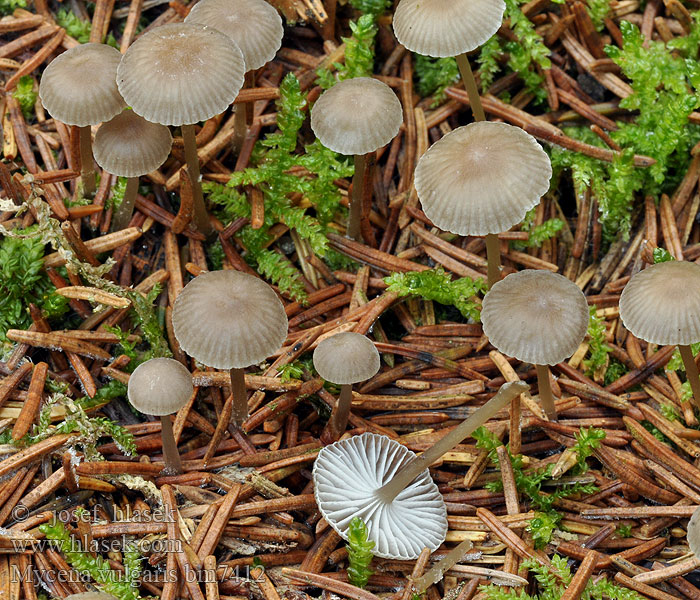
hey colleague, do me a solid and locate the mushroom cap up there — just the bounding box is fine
[116,23,245,126]
[172,270,288,370]
[481,270,589,365]
[313,432,448,560]
[93,110,172,177]
[185,0,283,71]
[310,77,403,155]
[414,122,552,236]
[393,0,506,57]
[689,505,700,558]
[39,43,125,127]
[66,594,119,600]
[619,261,700,346]
[313,332,380,385]
[127,357,194,416]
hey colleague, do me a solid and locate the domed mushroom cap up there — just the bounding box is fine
[313,332,380,385]
[185,0,283,71]
[66,594,119,600]
[689,505,700,558]
[481,270,589,365]
[620,261,700,346]
[172,270,288,370]
[310,78,403,155]
[39,43,125,127]
[93,110,172,177]
[393,0,506,58]
[127,358,194,416]
[415,122,552,236]
[117,23,245,126]
[313,432,448,560]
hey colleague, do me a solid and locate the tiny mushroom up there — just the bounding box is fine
[310,77,403,241]
[313,331,380,442]
[66,594,119,600]
[689,505,700,558]
[127,357,194,475]
[481,270,589,420]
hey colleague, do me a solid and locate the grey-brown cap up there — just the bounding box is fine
[93,110,172,178]
[172,270,288,370]
[415,122,552,235]
[393,0,506,58]
[689,505,700,558]
[619,260,700,346]
[481,270,589,365]
[66,594,119,600]
[313,332,380,385]
[39,43,125,127]
[185,0,283,71]
[127,358,194,416]
[310,77,403,155]
[117,23,245,126]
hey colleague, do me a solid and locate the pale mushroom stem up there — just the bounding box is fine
[79,126,96,199]
[678,345,700,409]
[229,367,249,428]
[414,539,474,594]
[535,364,557,420]
[485,233,502,287]
[455,53,486,123]
[347,154,367,241]
[377,381,528,503]
[181,124,214,237]
[326,383,353,442]
[160,415,183,475]
[111,177,138,232]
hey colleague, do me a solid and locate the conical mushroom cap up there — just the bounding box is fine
[93,110,172,177]
[313,332,380,385]
[619,261,700,346]
[39,43,125,127]
[185,0,283,71]
[313,432,448,560]
[127,358,194,416]
[310,77,403,155]
[481,270,589,365]
[393,0,506,57]
[172,270,288,370]
[415,122,552,235]
[117,23,245,126]
[689,505,700,558]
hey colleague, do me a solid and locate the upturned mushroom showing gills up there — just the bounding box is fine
[310,77,403,241]
[172,270,288,429]
[39,43,126,199]
[313,332,380,442]
[127,357,194,475]
[414,122,552,287]
[619,260,700,409]
[480,270,588,420]
[313,381,527,559]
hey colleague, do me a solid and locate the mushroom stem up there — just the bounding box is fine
[535,364,557,420]
[78,125,96,198]
[678,345,700,409]
[232,102,247,155]
[229,366,248,428]
[413,539,474,594]
[111,177,138,232]
[348,154,366,241]
[159,415,183,475]
[325,383,353,442]
[485,233,502,287]
[377,381,528,503]
[455,53,486,123]
[181,123,213,237]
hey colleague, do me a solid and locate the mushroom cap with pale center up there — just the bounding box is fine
[415,122,552,236]
[172,270,288,370]
[127,357,194,416]
[310,77,403,155]
[313,432,448,560]
[393,0,506,58]
[117,23,245,126]
[619,260,700,346]
[93,110,172,178]
[313,332,380,385]
[39,43,125,127]
[481,270,589,365]
[185,0,283,71]
[689,505,700,557]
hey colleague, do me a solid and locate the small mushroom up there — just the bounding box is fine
[480,270,588,420]
[310,77,403,241]
[619,260,700,409]
[127,357,194,475]
[313,332,380,442]
[66,594,119,600]
[93,109,172,231]
[689,505,700,557]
